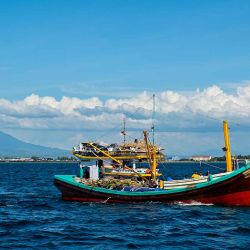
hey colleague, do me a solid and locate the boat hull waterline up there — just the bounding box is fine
[54,165,250,206]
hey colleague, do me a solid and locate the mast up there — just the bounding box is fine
[151,145,157,182]
[121,118,126,145]
[223,121,233,172]
[151,94,156,145]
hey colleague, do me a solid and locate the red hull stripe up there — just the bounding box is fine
[62,190,250,206]
[184,191,250,206]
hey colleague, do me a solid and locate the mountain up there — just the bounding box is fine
[0,131,70,158]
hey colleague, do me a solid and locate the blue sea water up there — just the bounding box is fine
[0,162,250,249]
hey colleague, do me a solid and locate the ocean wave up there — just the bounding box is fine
[173,201,214,206]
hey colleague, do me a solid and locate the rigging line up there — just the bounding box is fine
[200,161,224,171]
[87,146,147,180]
[185,106,242,127]
[185,106,222,123]
[94,95,155,142]
[157,162,168,181]
[96,130,145,146]
[90,147,149,181]
[87,148,115,165]
[125,132,144,142]
[159,162,174,180]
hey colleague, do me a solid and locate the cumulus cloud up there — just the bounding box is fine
[0,84,250,132]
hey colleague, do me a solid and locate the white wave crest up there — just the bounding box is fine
[174,201,214,206]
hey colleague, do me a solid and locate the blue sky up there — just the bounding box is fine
[1,0,250,99]
[0,0,250,155]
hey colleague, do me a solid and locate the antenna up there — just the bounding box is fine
[151,94,156,145]
[121,118,126,145]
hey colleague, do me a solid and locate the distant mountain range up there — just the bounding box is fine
[0,131,70,158]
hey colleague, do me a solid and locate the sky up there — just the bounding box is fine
[0,0,250,155]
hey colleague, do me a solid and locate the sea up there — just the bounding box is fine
[1,162,250,249]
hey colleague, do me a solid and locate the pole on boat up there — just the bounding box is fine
[152,146,157,182]
[121,118,126,145]
[143,130,157,182]
[152,94,156,146]
[79,162,84,180]
[223,120,233,172]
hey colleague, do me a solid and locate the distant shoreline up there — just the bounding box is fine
[165,160,226,163]
[0,160,78,163]
[0,159,248,164]
[0,160,226,163]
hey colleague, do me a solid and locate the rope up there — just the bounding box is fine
[185,106,243,128]
[160,160,225,181]
[159,162,171,181]
[199,161,225,171]
[88,148,114,165]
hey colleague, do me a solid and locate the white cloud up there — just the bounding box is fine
[0,84,250,132]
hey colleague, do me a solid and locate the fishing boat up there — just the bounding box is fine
[72,117,164,178]
[54,121,250,206]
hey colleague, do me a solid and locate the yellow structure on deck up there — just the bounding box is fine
[143,130,158,182]
[73,154,163,161]
[223,120,233,172]
[86,142,148,181]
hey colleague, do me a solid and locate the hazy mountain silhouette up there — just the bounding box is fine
[0,131,70,158]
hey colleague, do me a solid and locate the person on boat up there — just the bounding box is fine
[84,168,90,179]
[97,160,105,178]
[148,179,157,188]
[191,171,201,179]
[111,160,120,169]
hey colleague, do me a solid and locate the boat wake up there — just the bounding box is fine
[174,201,214,206]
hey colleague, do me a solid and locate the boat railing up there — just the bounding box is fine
[162,172,230,190]
[232,158,250,169]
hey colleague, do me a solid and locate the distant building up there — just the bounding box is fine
[191,155,212,161]
[167,156,180,161]
[19,158,34,162]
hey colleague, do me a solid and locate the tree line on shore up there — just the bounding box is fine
[0,156,78,162]
[1,155,250,162]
